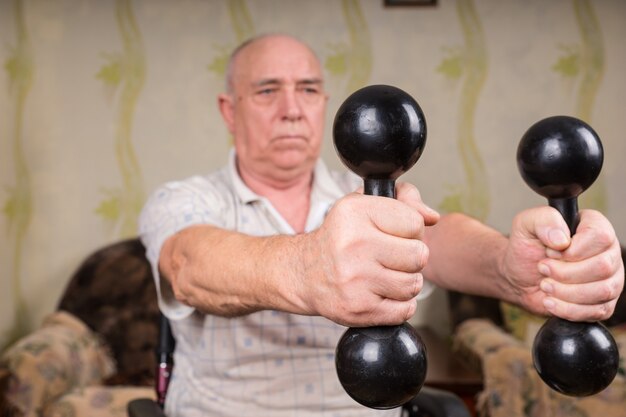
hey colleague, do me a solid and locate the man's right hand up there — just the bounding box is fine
[295,183,439,327]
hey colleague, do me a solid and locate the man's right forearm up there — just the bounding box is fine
[159,224,316,317]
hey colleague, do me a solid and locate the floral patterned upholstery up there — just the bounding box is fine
[453,318,626,417]
[0,311,155,417]
[45,386,154,417]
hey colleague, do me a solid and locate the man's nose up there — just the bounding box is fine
[279,89,303,120]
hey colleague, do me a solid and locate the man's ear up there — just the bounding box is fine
[218,93,235,134]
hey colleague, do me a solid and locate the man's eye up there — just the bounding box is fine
[258,88,277,95]
[252,88,279,104]
[298,86,323,103]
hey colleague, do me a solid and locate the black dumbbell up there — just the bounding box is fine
[333,84,428,409]
[517,115,619,396]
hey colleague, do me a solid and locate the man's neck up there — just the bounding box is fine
[239,165,314,233]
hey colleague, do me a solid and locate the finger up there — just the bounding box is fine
[370,270,424,302]
[540,242,622,284]
[539,273,623,306]
[542,296,618,322]
[374,234,429,273]
[371,296,419,326]
[396,182,440,226]
[559,209,619,261]
[363,195,426,239]
[513,206,571,251]
[341,293,418,327]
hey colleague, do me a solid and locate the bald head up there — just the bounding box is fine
[225,34,322,94]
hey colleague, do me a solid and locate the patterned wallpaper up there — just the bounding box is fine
[1,0,625,350]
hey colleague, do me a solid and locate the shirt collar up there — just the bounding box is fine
[228,149,260,204]
[227,149,347,206]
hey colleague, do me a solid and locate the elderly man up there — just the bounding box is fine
[139,34,624,417]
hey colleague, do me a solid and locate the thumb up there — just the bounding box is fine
[516,206,571,251]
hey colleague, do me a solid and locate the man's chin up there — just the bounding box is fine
[272,154,316,174]
[274,149,316,165]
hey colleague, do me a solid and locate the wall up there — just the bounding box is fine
[1,0,625,349]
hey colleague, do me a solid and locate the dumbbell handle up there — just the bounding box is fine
[365,179,395,198]
[549,197,579,235]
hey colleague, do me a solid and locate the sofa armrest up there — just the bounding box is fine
[452,318,524,375]
[0,311,115,416]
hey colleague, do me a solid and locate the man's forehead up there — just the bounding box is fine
[234,38,322,77]
[242,35,317,60]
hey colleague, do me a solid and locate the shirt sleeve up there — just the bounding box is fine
[138,176,227,320]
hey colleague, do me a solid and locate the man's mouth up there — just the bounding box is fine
[273,135,307,141]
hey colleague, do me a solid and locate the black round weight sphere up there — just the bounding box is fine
[333,84,426,183]
[517,115,603,201]
[517,115,619,397]
[335,324,427,409]
[332,85,428,409]
[532,318,619,396]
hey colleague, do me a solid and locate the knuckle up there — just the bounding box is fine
[597,303,612,320]
[593,227,615,249]
[384,302,411,325]
[398,181,420,198]
[593,303,610,321]
[334,262,359,287]
[587,311,603,322]
[404,301,417,322]
[348,296,375,317]
[408,215,423,238]
[405,241,428,272]
[172,285,185,302]
[604,278,621,302]
[596,251,616,278]
[582,303,611,321]
[414,273,424,295]
[415,242,429,269]
[339,302,364,324]
[172,276,190,300]
[333,193,361,217]
[403,274,423,300]
[599,283,613,302]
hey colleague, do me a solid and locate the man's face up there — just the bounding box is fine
[220,36,328,184]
